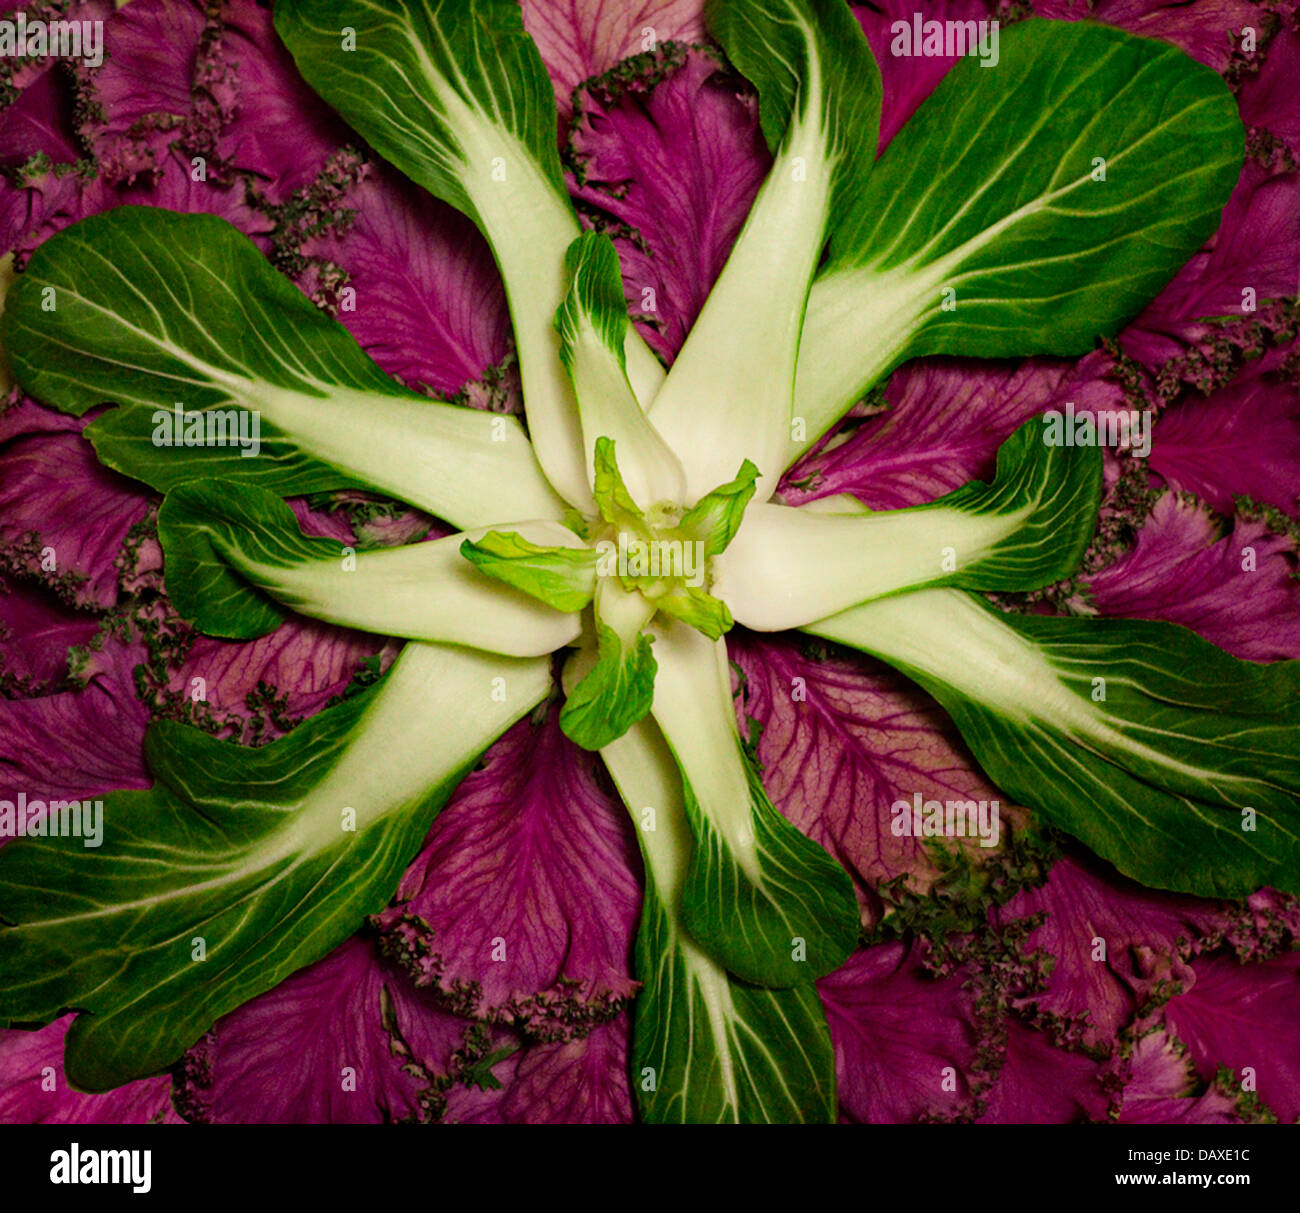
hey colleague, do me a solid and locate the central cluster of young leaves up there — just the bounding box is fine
[0,0,1292,1125]
[461,232,763,749]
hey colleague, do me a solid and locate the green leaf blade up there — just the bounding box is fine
[2,207,564,528]
[677,751,860,987]
[560,623,658,750]
[274,0,568,230]
[556,233,686,508]
[275,0,666,509]
[599,719,838,1123]
[0,642,552,1090]
[632,875,838,1123]
[159,481,582,654]
[591,437,647,531]
[650,622,859,987]
[809,589,1300,899]
[679,459,760,556]
[715,416,1101,631]
[459,528,598,614]
[654,585,735,641]
[793,18,1244,458]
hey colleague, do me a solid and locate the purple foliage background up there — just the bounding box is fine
[0,0,1297,1123]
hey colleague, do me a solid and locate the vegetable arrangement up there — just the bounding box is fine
[0,0,1297,1124]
